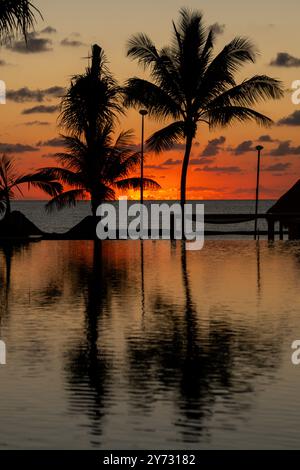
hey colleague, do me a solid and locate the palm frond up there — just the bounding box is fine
[0,0,42,44]
[124,77,182,121]
[15,172,63,197]
[34,167,81,187]
[146,121,185,153]
[207,75,284,109]
[115,177,160,190]
[45,189,86,213]
[205,106,273,129]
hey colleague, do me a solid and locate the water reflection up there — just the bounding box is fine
[1,240,300,448]
[126,241,283,443]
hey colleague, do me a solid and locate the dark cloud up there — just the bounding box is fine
[190,157,215,165]
[278,110,300,126]
[202,136,225,156]
[210,22,225,36]
[232,140,256,155]
[161,158,181,166]
[40,26,57,34]
[61,37,85,47]
[195,165,242,174]
[24,121,50,126]
[270,52,300,67]
[262,162,291,172]
[6,32,53,54]
[258,135,276,143]
[0,142,38,153]
[37,137,64,147]
[22,105,59,115]
[270,140,300,156]
[7,86,65,103]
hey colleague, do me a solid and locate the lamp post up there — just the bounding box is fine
[254,145,263,240]
[139,109,148,205]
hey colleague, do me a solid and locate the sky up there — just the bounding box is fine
[1,0,300,200]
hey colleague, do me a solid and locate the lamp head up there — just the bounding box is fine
[256,145,264,151]
[139,109,148,116]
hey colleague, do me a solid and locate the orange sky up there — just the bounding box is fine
[1,0,300,200]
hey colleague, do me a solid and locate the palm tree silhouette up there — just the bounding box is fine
[43,45,159,216]
[42,128,160,215]
[0,154,62,220]
[125,7,284,209]
[0,0,41,43]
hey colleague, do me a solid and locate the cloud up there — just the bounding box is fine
[24,121,50,126]
[37,137,64,147]
[232,140,256,155]
[40,26,57,34]
[278,110,300,126]
[195,165,242,174]
[61,37,85,47]
[7,86,65,103]
[190,157,215,165]
[270,140,300,156]
[0,142,38,153]
[22,105,59,115]
[270,52,300,67]
[161,158,181,166]
[201,136,225,156]
[210,22,225,36]
[262,162,291,172]
[6,32,53,54]
[258,134,276,143]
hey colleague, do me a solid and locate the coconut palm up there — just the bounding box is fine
[0,154,62,219]
[43,44,159,216]
[124,7,284,207]
[41,127,160,216]
[0,0,41,44]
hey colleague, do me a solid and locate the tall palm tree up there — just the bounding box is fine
[0,154,62,220]
[0,0,41,44]
[41,127,160,215]
[124,8,284,208]
[43,44,159,216]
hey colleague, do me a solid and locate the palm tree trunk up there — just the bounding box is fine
[4,192,11,221]
[180,132,193,236]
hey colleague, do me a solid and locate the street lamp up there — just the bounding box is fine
[139,109,148,205]
[254,145,263,240]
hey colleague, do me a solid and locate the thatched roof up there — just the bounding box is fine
[268,179,300,215]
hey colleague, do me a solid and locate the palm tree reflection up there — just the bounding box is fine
[126,241,282,443]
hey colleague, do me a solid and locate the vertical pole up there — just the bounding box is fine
[279,221,284,240]
[140,113,144,206]
[268,218,275,241]
[254,145,263,240]
[139,110,148,238]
